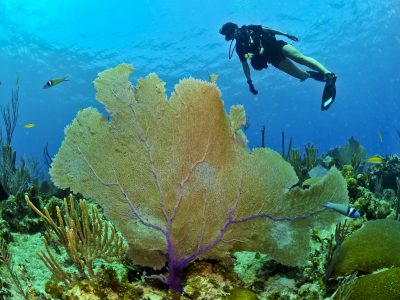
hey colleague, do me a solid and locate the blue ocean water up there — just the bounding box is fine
[0,0,399,172]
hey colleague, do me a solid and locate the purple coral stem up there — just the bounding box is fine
[164,202,328,291]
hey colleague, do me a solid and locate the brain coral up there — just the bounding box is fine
[332,219,400,277]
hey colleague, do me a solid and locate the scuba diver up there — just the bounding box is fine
[219,22,337,110]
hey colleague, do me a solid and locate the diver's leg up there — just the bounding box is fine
[281,44,330,74]
[276,58,309,80]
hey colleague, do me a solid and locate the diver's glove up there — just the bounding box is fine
[247,80,258,95]
[286,34,299,42]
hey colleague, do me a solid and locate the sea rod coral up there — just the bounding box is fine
[50,64,347,291]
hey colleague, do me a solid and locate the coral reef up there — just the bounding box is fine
[232,251,269,289]
[225,287,258,300]
[49,64,348,291]
[0,218,11,242]
[324,136,366,170]
[25,194,127,282]
[45,266,146,300]
[3,68,398,299]
[0,238,33,299]
[340,164,397,220]
[286,143,318,183]
[0,194,43,236]
[182,274,231,299]
[0,78,35,197]
[368,154,400,191]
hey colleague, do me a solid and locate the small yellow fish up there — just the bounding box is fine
[377,129,383,143]
[366,155,383,163]
[23,123,36,128]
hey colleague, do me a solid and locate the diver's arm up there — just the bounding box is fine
[262,26,298,41]
[262,26,287,36]
[241,61,258,95]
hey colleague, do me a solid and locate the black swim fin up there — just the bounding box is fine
[321,73,337,111]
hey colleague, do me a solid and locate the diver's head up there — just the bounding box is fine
[219,22,239,41]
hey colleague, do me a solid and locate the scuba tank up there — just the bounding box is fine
[238,26,268,70]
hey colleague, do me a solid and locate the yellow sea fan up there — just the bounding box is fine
[208,72,218,84]
[229,104,246,132]
[50,64,349,273]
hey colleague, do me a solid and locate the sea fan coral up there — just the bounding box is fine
[50,64,347,291]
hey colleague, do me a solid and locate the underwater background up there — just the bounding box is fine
[1,1,400,300]
[0,0,399,166]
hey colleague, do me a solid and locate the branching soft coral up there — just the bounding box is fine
[50,64,348,291]
[25,194,126,282]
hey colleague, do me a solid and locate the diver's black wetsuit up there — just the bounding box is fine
[235,25,287,69]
